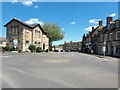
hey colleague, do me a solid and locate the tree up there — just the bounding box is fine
[42,23,64,47]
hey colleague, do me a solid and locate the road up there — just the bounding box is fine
[2,52,118,88]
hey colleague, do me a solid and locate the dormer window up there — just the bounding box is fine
[108,24,111,30]
[116,21,120,27]
[116,31,120,40]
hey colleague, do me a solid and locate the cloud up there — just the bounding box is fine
[25,18,44,26]
[61,28,65,31]
[89,19,101,24]
[22,0,33,6]
[34,5,39,8]
[32,0,37,2]
[109,13,116,17]
[11,0,18,3]
[85,26,97,32]
[70,21,76,25]
[11,0,38,7]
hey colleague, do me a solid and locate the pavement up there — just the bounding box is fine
[1,52,119,88]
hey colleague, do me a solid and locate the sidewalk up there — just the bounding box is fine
[95,55,119,61]
[79,52,119,62]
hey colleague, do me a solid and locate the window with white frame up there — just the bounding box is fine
[12,28,15,34]
[109,33,113,41]
[116,31,120,40]
[108,24,111,30]
[15,28,18,34]
[116,21,120,27]
[39,31,41,38]
[104,34,108,41]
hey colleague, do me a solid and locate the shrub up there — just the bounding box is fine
[36,47,42,53]
[4,46,10,51]
[45,49,49,52]
[28,44,36,52]
[10,47,16,51]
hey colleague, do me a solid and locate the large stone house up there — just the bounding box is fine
[98,17,120,57]
[4,18,49,52]
[82,17,120,57]
[81,21,104,53]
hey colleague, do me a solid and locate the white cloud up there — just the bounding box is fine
[70,21,76,25]
[85,26,97,32]
[89,19,101,24]
[109,13,116,17]
[22,0,33,6]
[25,18,44,26]
[34,5,39,8]
[11,0,38,7]
[11,0,18,3]
[61,28,64,31]
[32,0,37,2]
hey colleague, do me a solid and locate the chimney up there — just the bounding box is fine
[99,21,102,26]
[92,27,94,31]
[107,17,113,25]
[64,41,66,44]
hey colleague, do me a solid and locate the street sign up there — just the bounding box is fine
[13,38,18,48]
[103,46,106,52]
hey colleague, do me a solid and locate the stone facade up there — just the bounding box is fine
[82,17,120,57]
[63,41,82,52]
[4,18,49,52]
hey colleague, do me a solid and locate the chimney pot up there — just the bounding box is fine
[99,21,102,26]
[92,27,94,31]
[107,17,113,25]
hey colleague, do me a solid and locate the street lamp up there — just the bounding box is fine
[103,41,106,58]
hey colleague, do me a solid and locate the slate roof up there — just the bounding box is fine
[4,18,48,36]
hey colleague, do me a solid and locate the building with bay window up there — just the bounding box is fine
[4,18,49,52]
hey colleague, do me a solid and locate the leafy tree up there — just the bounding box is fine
[28,44,36,52]
[42,23,64,47]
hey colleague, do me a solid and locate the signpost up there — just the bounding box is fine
[13,38,18,51]
[103,41,106,58]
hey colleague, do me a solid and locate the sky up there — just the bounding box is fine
[1,1,118,45]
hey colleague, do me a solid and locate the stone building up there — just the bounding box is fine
[82,17,120,57]
[63,41,82,52]
[4,18,49,52]
[98,17,120,57]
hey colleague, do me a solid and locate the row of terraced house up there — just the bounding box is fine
[81,17,120,57]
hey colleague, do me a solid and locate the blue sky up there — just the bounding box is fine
[2,2,118,45]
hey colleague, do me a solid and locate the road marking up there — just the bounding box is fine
[43,59,71,63]
[2,74,19,88]
[1,56,10,58]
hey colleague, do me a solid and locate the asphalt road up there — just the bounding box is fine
[1,52,119,88]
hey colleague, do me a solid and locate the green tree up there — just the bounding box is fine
[42,23,64,48]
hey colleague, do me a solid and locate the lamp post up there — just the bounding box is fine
[103,41,106,58]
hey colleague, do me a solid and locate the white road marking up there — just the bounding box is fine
[2,74,19,88]
[43,59,71,63]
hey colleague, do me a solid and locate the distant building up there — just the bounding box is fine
[0,37,7,47]
[4,18,49,52]
[0,37,7,52]
[63,41,82,52]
